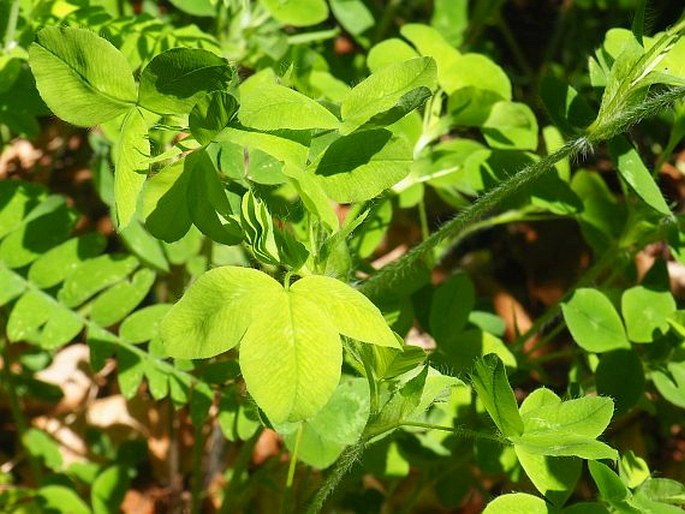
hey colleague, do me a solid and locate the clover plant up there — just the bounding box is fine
[1,0,685,513]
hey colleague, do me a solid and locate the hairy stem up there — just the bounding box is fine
[360,86,685,299]
[305,443,364,514]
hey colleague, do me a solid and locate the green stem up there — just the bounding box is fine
[360,86,685,299]
[286,424,303,488]
[281,424,304,514]
[364,420,508,444]
[3,0,21,52]
[360,348,379,416]
[0,338,43,484]
[219,427,264,514]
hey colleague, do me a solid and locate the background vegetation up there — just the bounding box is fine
[1,0,685,513]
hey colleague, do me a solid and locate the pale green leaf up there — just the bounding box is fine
[91,466,129,514]
[0,181,45,239]
[141,159,193,242]
[90,268,156,327]
[119,220,170,272]
[514,433,618,460]
[0,264,26,306]
[652,361,685,408]
[442,53,512,97]
[117,346,145,399]
[400,23,461,89]
[29,26,136,126]
[311,129,412,202]
[280,377,370,468]
[561,288,630,352]
[340,57,437,134]
[240,290,342,422]
[189,90,238,145]
[522,396,614,439]
[621,285,676,343]
[58,254,139,308]
[608,136,671,216]
[367,39,420,72]
[138,48,235,115]
[240,75,339,130]
[292,275,400,348]
[114,107,157,229]
[260,0,329,26]
[7,290,82,348]
[482,101,539,150]
[471,354,523,437]
[120,304,172,344]
[39,485,91,514]
[483,493,552,514]
[0,196,76,269]
[160,266,281,359]
[331,0,374,37]
[213,127,308,172]
[515,447,581,507]
[28,233,107,289]
[429,272,474,344]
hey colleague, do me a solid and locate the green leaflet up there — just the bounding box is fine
[400,23,461,89]
[114,107,158,229]
[429,272,475,344]
[340,57,438,134]
[213,127,309,173]
[279,378,371,469]
[159,266,280,360]
[28,26,137,127]
[513,392,617,461]
[596,350,645,415]
[259,0,329,27]
[481,101,539,150]
[240,289,342,422]
[471,354,523,438]
[443,53,512,98]
[652,361,685,409]
[38,486,91,514]
[310,129,413,203]
[58,254,139,308]
[138,47,236,115]
[608,136,671,216]
[28,233,107,289]
[7,290,82,349]
[291,274,399,348]
[621,261,676,343]
[141,150,242,244]
[514,447,581,507]
[120,304,172,344]
[91,466,130,514]
[330,0,375,40]
[239,71,339,131]
[0,196,77,269]
[160,266,399,422]
[483,493,552,514]
[561,288,630,352]
[90,268,156,327]
[367,39,420,72]
[189,90,239,145]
